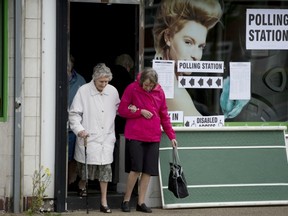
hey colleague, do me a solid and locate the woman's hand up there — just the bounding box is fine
[171,139,177,148]
[141,109,153,119]
[78,130,89,138]
[128,104,139,113]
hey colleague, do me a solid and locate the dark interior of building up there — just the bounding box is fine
[70,2,138,82]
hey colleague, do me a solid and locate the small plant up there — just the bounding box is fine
[27,166,52,215]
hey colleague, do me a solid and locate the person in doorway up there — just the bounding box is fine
[109,54,134,140]
[111,54,134,86]
[67,55,86,188]
[69,63,120,213]
[109,54,134,187]
[118,67,177,213]
[153,0,248,119]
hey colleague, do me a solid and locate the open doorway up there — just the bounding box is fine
[69,2,139,81]
[67,1,139,209]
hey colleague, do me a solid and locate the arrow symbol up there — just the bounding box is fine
[198,78,204,86]
[207,78,213,86]
[189,78,195,86]
[180,78,186,86]
[216,78,222,86]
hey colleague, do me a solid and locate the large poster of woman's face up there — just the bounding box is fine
[144,0,288,124]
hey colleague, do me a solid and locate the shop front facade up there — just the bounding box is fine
[0,0,288,213]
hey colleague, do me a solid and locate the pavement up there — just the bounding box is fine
[4,205,288,216]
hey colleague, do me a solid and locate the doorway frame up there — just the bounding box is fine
[55,0,144,212]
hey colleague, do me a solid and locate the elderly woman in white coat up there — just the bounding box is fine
[69,63,120,213]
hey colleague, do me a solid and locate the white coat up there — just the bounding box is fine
[69,80,120,165]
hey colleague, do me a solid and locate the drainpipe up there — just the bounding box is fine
[13,0,22,213]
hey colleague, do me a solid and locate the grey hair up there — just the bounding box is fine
[115,54,134,69]
[139,67,158,86]
[92,63,113,81]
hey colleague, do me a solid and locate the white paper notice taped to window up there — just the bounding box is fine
[229,62,251,100]
[152,60,175,98]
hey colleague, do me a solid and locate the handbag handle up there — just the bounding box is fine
[172,146,181,165]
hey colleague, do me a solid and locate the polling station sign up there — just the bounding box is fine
[177,60,224,73]
[246,9,288,50]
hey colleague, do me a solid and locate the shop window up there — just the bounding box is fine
[144,0,288,125]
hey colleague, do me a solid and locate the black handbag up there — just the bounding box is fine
[168,146,189,198]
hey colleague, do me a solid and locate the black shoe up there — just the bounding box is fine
[100,204,112,213]
[121,201,130,212]
[136,203,152,213]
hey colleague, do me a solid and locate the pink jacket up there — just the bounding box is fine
[118,77,176,142]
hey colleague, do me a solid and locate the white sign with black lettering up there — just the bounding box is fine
[178,76,223,89]
[246,9,288,50]
[168,111,184,124]
[177,60,224,73]
[184,115,225,127]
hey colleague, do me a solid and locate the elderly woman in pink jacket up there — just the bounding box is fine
[118,67,177,213]
[69,63,120,213]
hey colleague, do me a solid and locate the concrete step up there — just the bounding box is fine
[67,192,137,211]
[67,182,138,211]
